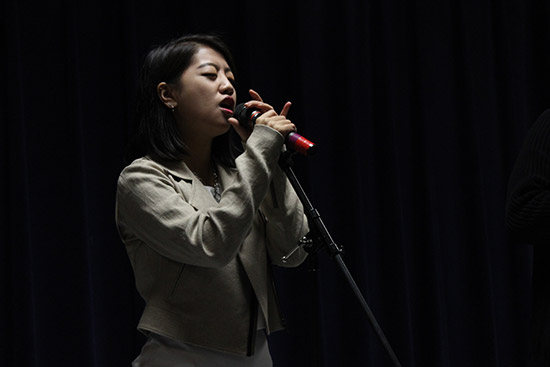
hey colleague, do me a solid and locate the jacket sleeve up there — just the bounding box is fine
[506,109,550,245]
[116,125,286,268]
[260,161,309,267]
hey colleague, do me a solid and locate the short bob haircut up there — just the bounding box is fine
[127,34,240,167]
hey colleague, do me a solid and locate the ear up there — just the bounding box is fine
[157,82,178,109]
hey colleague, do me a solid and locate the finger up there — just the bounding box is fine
[245,100,274,113]
[284,124,297,136]
[271,122,297,138]
[254,110,278,125]
[248,89,263,102]
[260,115,294,131]
[280,101,292,117]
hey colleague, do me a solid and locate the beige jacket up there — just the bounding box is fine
[115,125,308,356]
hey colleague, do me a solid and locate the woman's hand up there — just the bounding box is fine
[228,89,296,142]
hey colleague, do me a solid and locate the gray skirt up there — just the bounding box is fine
[132,331,273,367]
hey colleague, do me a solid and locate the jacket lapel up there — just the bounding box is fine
[152,158,218,210]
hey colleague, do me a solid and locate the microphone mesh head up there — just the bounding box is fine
[233,104,250,128]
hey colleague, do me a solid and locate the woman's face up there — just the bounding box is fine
[172,46,236,142]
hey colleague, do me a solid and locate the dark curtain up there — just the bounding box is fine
[3,0,549,366]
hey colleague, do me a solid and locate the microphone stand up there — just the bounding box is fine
[279,150,403,367]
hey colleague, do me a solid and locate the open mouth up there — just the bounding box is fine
[219,98,234,114]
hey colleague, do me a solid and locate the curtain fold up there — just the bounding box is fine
[3,1,548,366]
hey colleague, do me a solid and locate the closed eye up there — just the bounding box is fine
[202,72,235,86]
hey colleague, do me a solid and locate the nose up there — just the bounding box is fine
[220,77,234,95]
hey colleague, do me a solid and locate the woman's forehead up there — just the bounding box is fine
[191,46,231,72]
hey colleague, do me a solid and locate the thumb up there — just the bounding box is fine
[228,117,251,141]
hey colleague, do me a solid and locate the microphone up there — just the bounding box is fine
[233,104,317,156]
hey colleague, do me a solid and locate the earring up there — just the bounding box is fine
[168,104,176,112]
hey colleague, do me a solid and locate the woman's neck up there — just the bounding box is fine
[183,140,215,186]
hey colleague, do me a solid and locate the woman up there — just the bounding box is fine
[115,34,309,366]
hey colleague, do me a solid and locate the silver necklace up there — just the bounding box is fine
[194,165,222,202]
[212,167,221,202]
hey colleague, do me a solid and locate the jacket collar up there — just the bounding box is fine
[145,156,195,182]
[144,156,237,207]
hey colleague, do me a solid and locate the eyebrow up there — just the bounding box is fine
[198,62,232,73]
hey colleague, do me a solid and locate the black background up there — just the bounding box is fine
[3,1,549,366]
